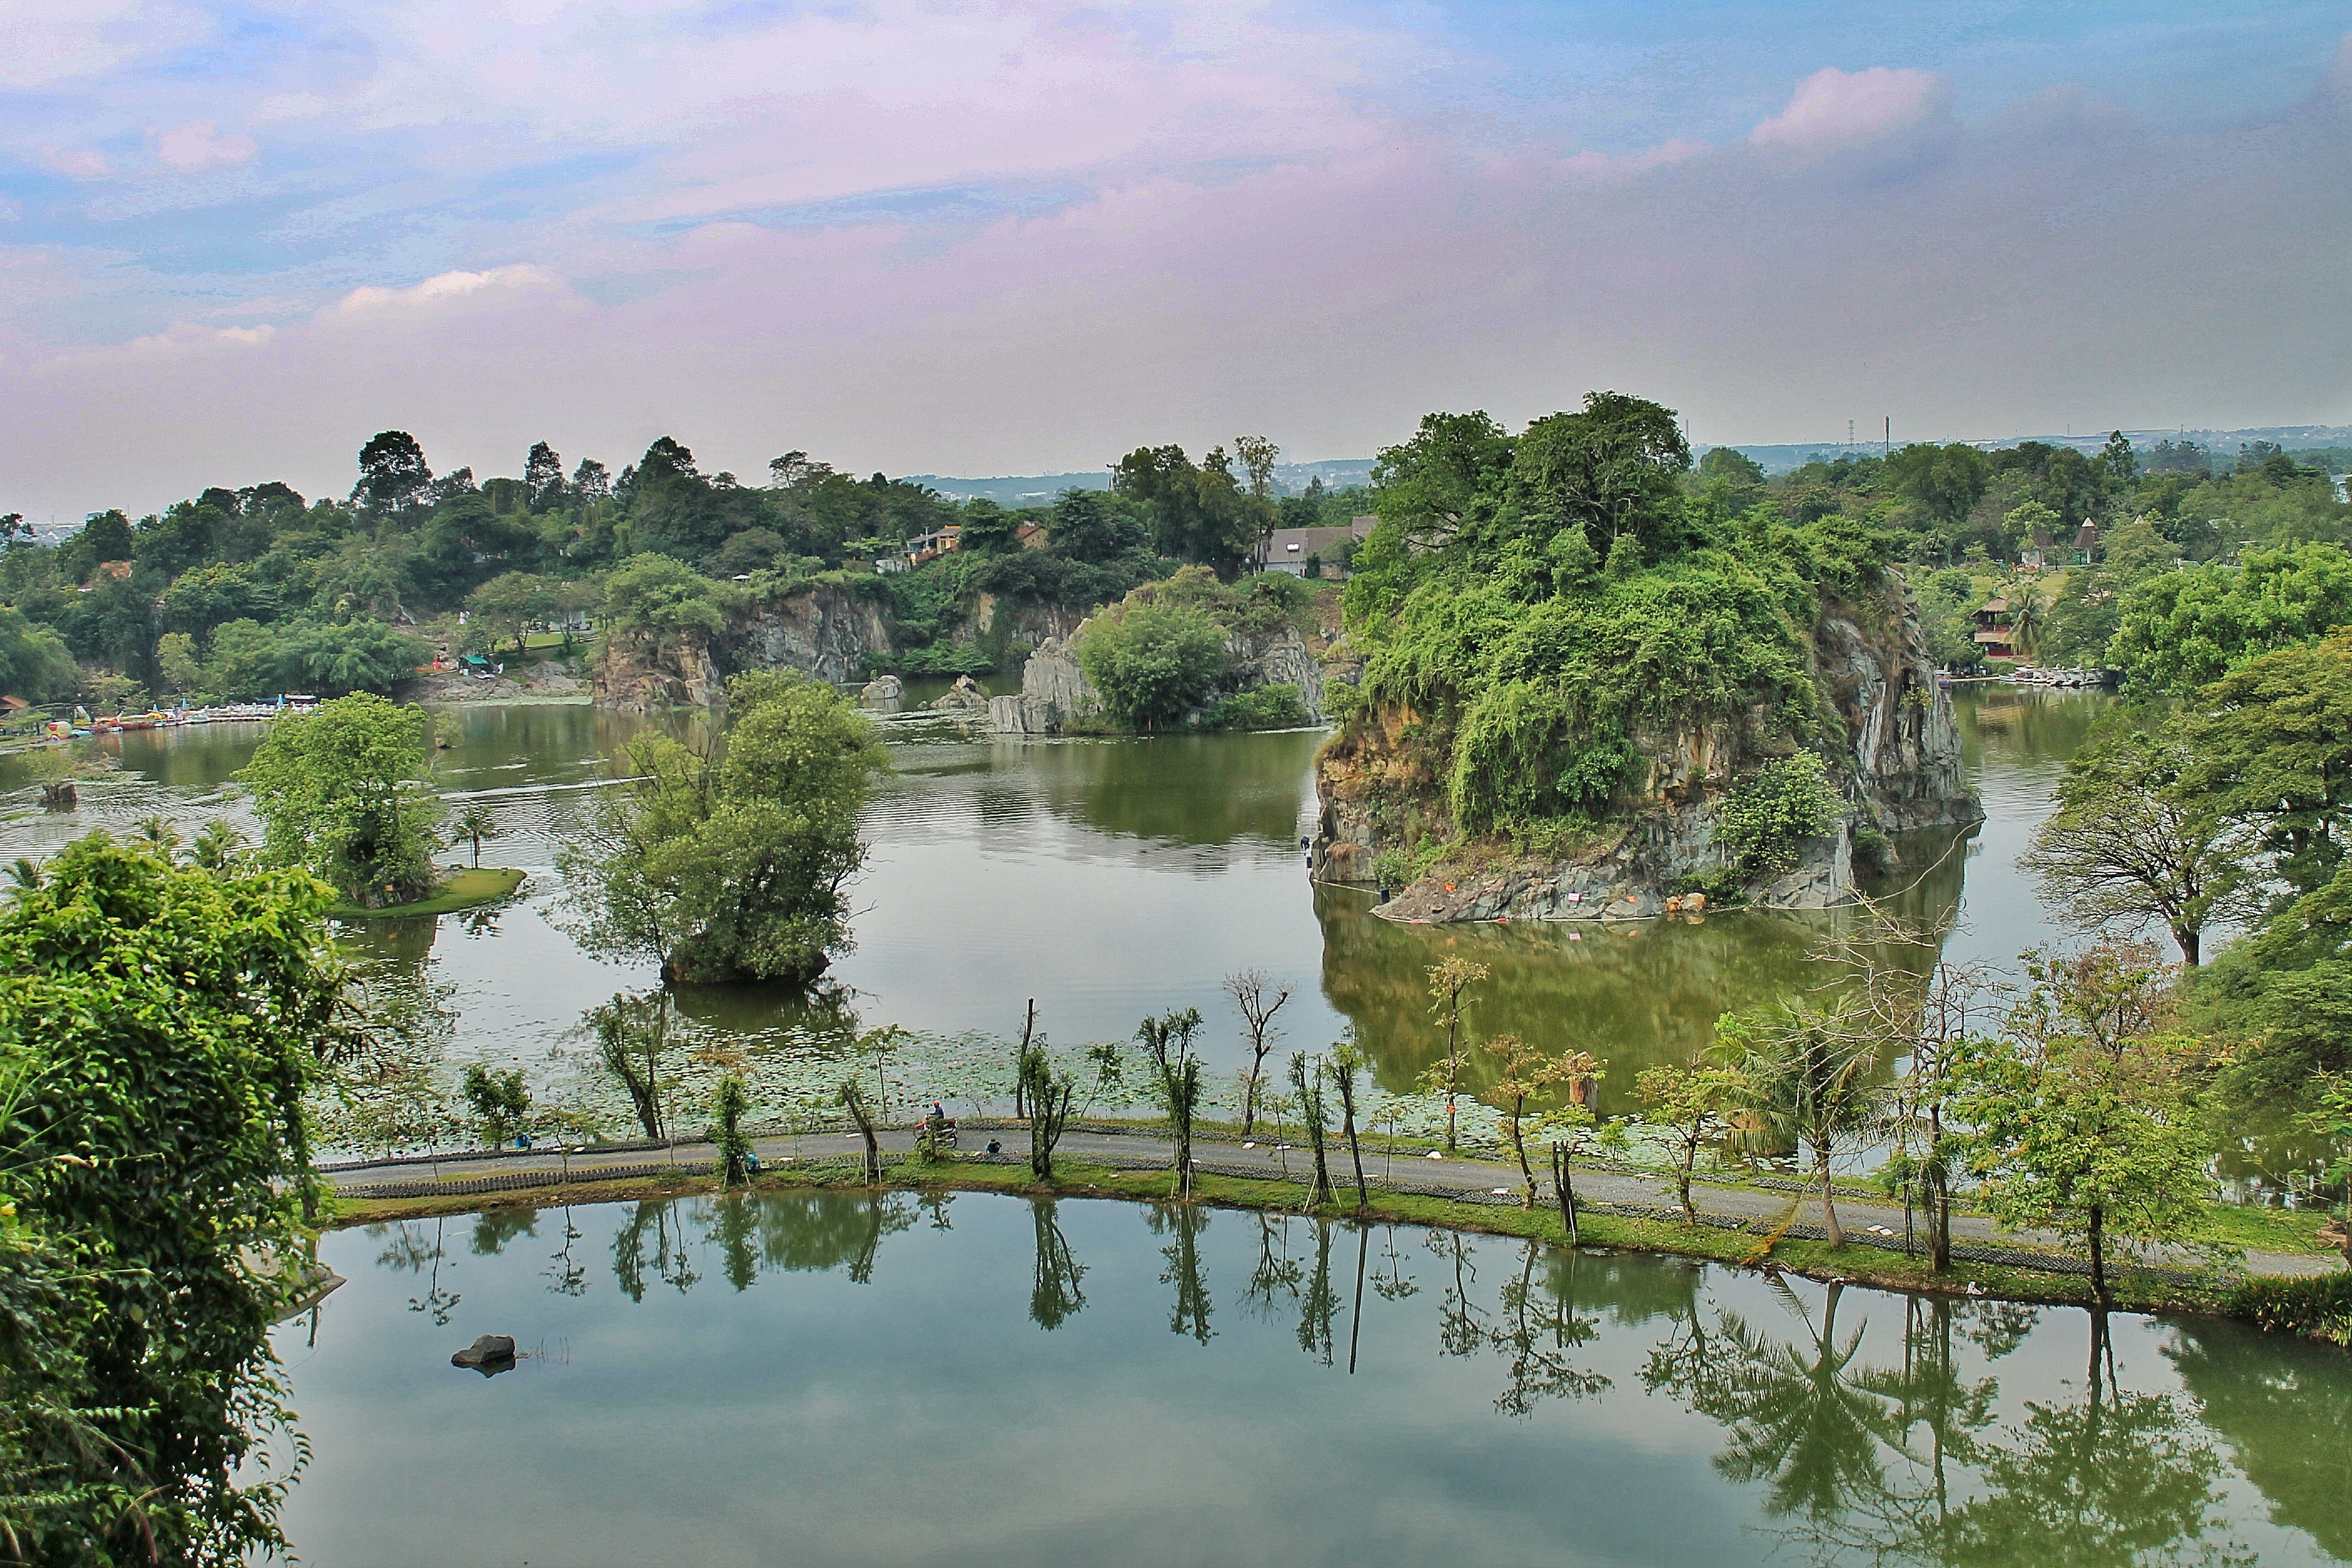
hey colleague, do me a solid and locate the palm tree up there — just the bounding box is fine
[190,820,244,872]
[450,798,499,868]
[1721,1000,1886,1248]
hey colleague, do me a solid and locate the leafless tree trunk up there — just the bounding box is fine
[1225,970,1292,1134]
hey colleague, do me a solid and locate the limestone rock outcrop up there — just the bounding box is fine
[1316,571,1981,922]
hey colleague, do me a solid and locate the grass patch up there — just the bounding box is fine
[329,867,525,921]
[2188,1202,2339,1257]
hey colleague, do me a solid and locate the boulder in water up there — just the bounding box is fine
[930,674,990,711]
[859,674,903,705]
[451,1334,517,1375]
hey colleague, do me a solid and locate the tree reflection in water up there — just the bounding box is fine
[1149,1204,1215,1343]
[1030,1200,1087,1331]
[374,1216,461,1325]
[1649,1278,2256,1567]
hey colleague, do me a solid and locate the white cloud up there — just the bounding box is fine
[1559,138,1709,181]
[155,121,259,173]
[0,0,208,90]
[1750,66,1948,153]
[331,265,568,314]
[38,146,113,181]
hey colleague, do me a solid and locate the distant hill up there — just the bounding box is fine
[906,457,1377,505]
[1706,424,2352,477]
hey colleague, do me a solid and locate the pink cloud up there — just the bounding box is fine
[37,145,113,180]
[1559,138,1710,182]
[330,265,570,315]
[154,121,258,173]
[1749,66,1949,153]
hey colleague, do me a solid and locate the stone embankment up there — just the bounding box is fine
[1317,573,1983,922]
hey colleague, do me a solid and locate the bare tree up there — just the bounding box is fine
[1011,998,1037,1118]
[1224,970,1292,1134]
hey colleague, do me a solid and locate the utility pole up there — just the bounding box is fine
[1883,416,1891,456]
[1848,419,1854,449]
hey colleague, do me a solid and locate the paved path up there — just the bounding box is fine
[323,1123,2339,1281]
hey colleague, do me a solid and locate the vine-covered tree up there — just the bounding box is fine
[238,692,444,906]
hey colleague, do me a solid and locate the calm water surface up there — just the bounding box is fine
[0,686,2109,1118]
[270,1189,2349,1566]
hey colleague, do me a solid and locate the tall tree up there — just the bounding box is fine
[1224,968,1292,1134]
[237,692,443,906]
[1718,1000,1885,1249]
[351,430,433,514]
[2023,709,2251,965]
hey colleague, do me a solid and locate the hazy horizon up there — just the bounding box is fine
[5,3,2349,520]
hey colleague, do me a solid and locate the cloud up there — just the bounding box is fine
[0,0,208,91]
[1749,66,1949,154]
[37,146,113,181]
[330,265,568,315]
[154,122,258,173]
[1559,138,1710,182]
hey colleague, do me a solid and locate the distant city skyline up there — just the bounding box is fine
[4,3,2348,519]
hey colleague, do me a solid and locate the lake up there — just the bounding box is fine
[0,684,2112,1138]
[266,1188,2349,1566]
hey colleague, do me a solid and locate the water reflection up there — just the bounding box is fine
[7,689,2105,1140]
[285,1194,2338,1567]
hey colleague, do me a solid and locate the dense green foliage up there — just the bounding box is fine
[0,428,1307,707]
[2107,543,2352,692]
[1711,753,1842,878]
[237,693,443,906]
[1341,393,1882,845]
[559,671,889,984]
[1076,601,1230,730]
[2222,1271,2352,1343]
[1,836,345,1564]
[1207,683,1309,731]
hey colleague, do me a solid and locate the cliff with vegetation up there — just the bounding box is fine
[990,569,1338,734]
[1311,396,1980,922]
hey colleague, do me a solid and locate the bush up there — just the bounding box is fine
[1712,752,1842,878]
[2224,1269,2352,1342]
[1206,683,1309,731]
[1076,600,1228,730]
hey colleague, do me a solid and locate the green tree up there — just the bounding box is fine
[1422,955,1489,1152]
[1713,752,1843,879]
[0,607,78,701]
[1952,944,2213,1305]
[238,692,443,905]
[1075,600,1228,730]
[2022,710,2250,965]
[465,571,555,652]
[1,835,349,1564]
[1636,1057,1740,1224]
[710,1076,753,1185]
[351,429,433,514]
[1887,442,1993,547]
[559,670,888,984]
[448,798,500,869]
[2108,543,2352,693]
[1137,1008,1205,1200]
[461,1064,531,1147]
[2178,632,2352,900]
[601,552,728,648]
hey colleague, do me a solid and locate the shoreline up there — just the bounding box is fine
[319,1136,2345,1333]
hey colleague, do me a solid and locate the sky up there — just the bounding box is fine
[3,2,2350,519]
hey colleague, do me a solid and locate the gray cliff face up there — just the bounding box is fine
[734,589,897,684]
[1315,572,1980,923]
[593,638,721,712]
[989,629,1098,735]
[595,582,1094,707]
[988,622,1330,735]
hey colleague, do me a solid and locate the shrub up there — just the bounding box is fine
[1206,683,1309,731]
[2224,1270,2352,1343]
[1076,601,1228,729]
[1712,752,1842,878]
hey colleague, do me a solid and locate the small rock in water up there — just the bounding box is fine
[451,1335,517,1376]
